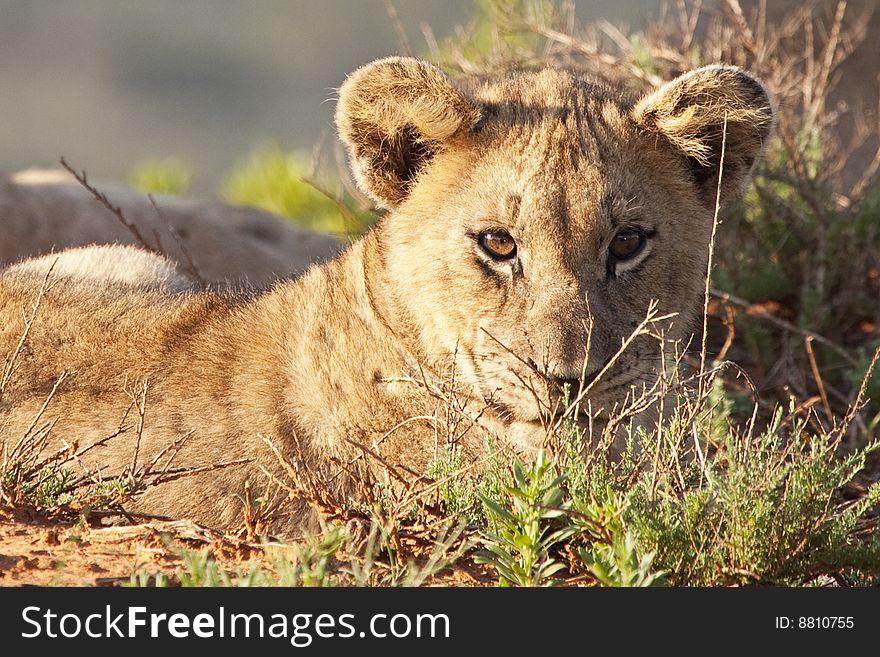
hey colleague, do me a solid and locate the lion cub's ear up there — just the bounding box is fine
[633,65,775,202]
[336,57,482,209]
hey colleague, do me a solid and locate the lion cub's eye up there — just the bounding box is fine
[478,231,517,260]
[609,230,646,261]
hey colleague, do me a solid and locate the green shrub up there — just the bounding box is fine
[128,157,193,196]
[475,450,577,586]
[221,143,373,235]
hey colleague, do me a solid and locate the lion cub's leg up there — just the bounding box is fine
[4,244,195,293]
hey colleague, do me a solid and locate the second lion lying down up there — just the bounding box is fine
[0,57,774,532]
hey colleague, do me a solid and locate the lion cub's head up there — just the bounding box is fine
[337,57,773,425]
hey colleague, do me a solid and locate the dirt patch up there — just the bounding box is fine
[0,510,494,587]
[0,516,262,587]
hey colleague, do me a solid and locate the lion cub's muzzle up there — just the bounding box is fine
[540,364,606,416]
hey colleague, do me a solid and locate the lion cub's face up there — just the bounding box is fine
[338,58,773,424]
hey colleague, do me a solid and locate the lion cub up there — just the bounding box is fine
[0,58,774,531]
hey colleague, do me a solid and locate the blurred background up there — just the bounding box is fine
[0,0,660,193]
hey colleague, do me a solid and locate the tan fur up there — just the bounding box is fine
[5,244,195,293]
[0,169,344,287]
[0,58,774,533]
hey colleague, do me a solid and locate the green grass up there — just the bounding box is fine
[468,382,880,587]
[128,157,193,196]
[221,143,374,236]
[128,144,376,237]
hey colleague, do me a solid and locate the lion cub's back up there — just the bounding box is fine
[0,271,233,392]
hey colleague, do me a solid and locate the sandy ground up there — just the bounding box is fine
[0,514,260,587]
[0,510,493,587]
